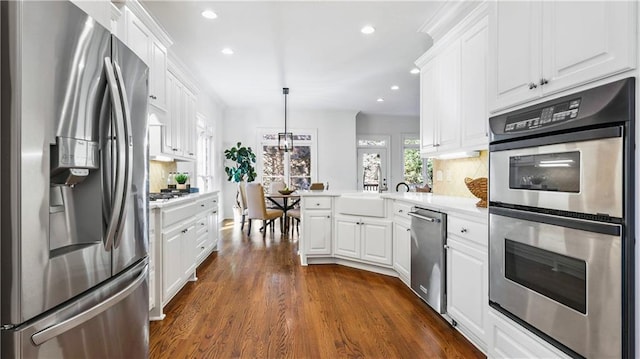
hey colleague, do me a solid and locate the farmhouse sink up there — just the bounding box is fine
[336,192,385,217]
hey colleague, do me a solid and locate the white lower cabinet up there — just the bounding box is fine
[149,192,219,321]
[446,236,488,351]
[304,210,332,255]
[335,216,392,266]
[488,308,570,359]
[446,214,489,352]
[392,220,411,285]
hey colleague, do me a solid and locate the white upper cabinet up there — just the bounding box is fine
[436,41,461,153]
[419,59,438,153]
[541,2,636,94]
[417,3,488,156]
[490,1,541,111]
[490,1,637,112]
[149,39,168,111]
[124,7,151,64]
[460,17,489,148]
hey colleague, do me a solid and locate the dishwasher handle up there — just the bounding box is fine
[407,211,441,223]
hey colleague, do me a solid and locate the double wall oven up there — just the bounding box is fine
[488,78,635,358]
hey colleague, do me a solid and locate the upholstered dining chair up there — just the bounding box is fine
[286,208,300,236]
[268,181,286,208]
[238,181,249,230]
[245,183,284,236]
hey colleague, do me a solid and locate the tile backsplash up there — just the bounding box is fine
[431,150,488,198]
[149,160,177,193]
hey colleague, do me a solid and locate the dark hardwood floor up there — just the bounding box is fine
[149,219,485,358]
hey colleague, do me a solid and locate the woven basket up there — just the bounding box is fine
[464,177,488,208]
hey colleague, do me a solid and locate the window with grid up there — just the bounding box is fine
[259,129,316,191]
[196,115,214,191]
[402,134,431,186]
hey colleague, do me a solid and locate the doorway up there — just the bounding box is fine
[357,148,388,191]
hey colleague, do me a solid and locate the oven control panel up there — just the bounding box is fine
[504,98,581,133]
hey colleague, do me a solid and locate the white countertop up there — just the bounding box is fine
[298,190,487,220]
[382,192,488,220]
[149,191,219,209]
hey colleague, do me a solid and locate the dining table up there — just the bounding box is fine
[265,192,301,233]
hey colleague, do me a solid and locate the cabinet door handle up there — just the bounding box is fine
[149,95,157,100]
[460,228,468,233]
[406,228,411,232]
[539,78,549,86]
[172,148,178,151]
[444,244,449,249]
[189,152,194,156]
[434,143,440,147]
[398,210,403,213]
[201,204,205,207]
[528,82,538,89]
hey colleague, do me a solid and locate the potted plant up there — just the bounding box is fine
[174,173,189,190]
[224,142,257,215]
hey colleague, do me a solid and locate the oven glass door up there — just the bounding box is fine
[489,208,621,358]
[490,133,623,217]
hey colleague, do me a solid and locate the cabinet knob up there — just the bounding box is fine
[539,78,549,86]
[434,143,440,147]
[398,209,403,213]
[406,228,411,232]
[444,244,449,249]
[528,82,538,90]
[189,152,194,156]
[201,246,205,249]
[172,148,178,151]
[327,216,331,219]
[460,228,468,233]
[149,95,157,100]
[316,203,320,206]
[201,204,205,207]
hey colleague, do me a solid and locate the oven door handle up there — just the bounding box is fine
[408,212,441,223]
[489,206,621,236]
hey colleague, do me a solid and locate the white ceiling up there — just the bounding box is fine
[141,1,443,116]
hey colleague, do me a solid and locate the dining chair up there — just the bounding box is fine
[238,181,249,230]
[245,183,284,236]
[286,208,300,236]
[267,181,286,208]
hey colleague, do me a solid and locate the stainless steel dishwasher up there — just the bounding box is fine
[408,207,447,314]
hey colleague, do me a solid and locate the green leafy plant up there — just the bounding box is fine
[224,142,257,183]
[174,173,188,184]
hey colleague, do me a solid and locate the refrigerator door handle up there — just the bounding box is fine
[103,57,127,250]
[30,264,148,346]
[112,61,134,249]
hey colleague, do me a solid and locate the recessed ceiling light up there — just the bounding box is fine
[391,85,399,90]
[221,48,234,55]
[361,25,375,34]
[410,68,420,74]
[377,98,384,102]
[201,10,217,19]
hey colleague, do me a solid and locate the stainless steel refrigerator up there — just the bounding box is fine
[1,1,149,357]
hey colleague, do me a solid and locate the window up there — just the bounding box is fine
[196,114,213,191]
[258,129,317,190]
[402,135,432,187]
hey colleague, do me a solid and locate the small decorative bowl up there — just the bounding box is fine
[464,177,488,208]
[278,189,294,195]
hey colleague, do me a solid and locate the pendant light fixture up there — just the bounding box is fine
[278,87,293,152]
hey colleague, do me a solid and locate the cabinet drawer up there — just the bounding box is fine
[448,215,487,246]
[162,201,197,228]
[393,201,412,220]
[195,216,208,237]
[304,197,331,209]
[197,195,218,212]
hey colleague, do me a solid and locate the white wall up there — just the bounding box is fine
[221,107,358,218]
[356,113,420,190]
